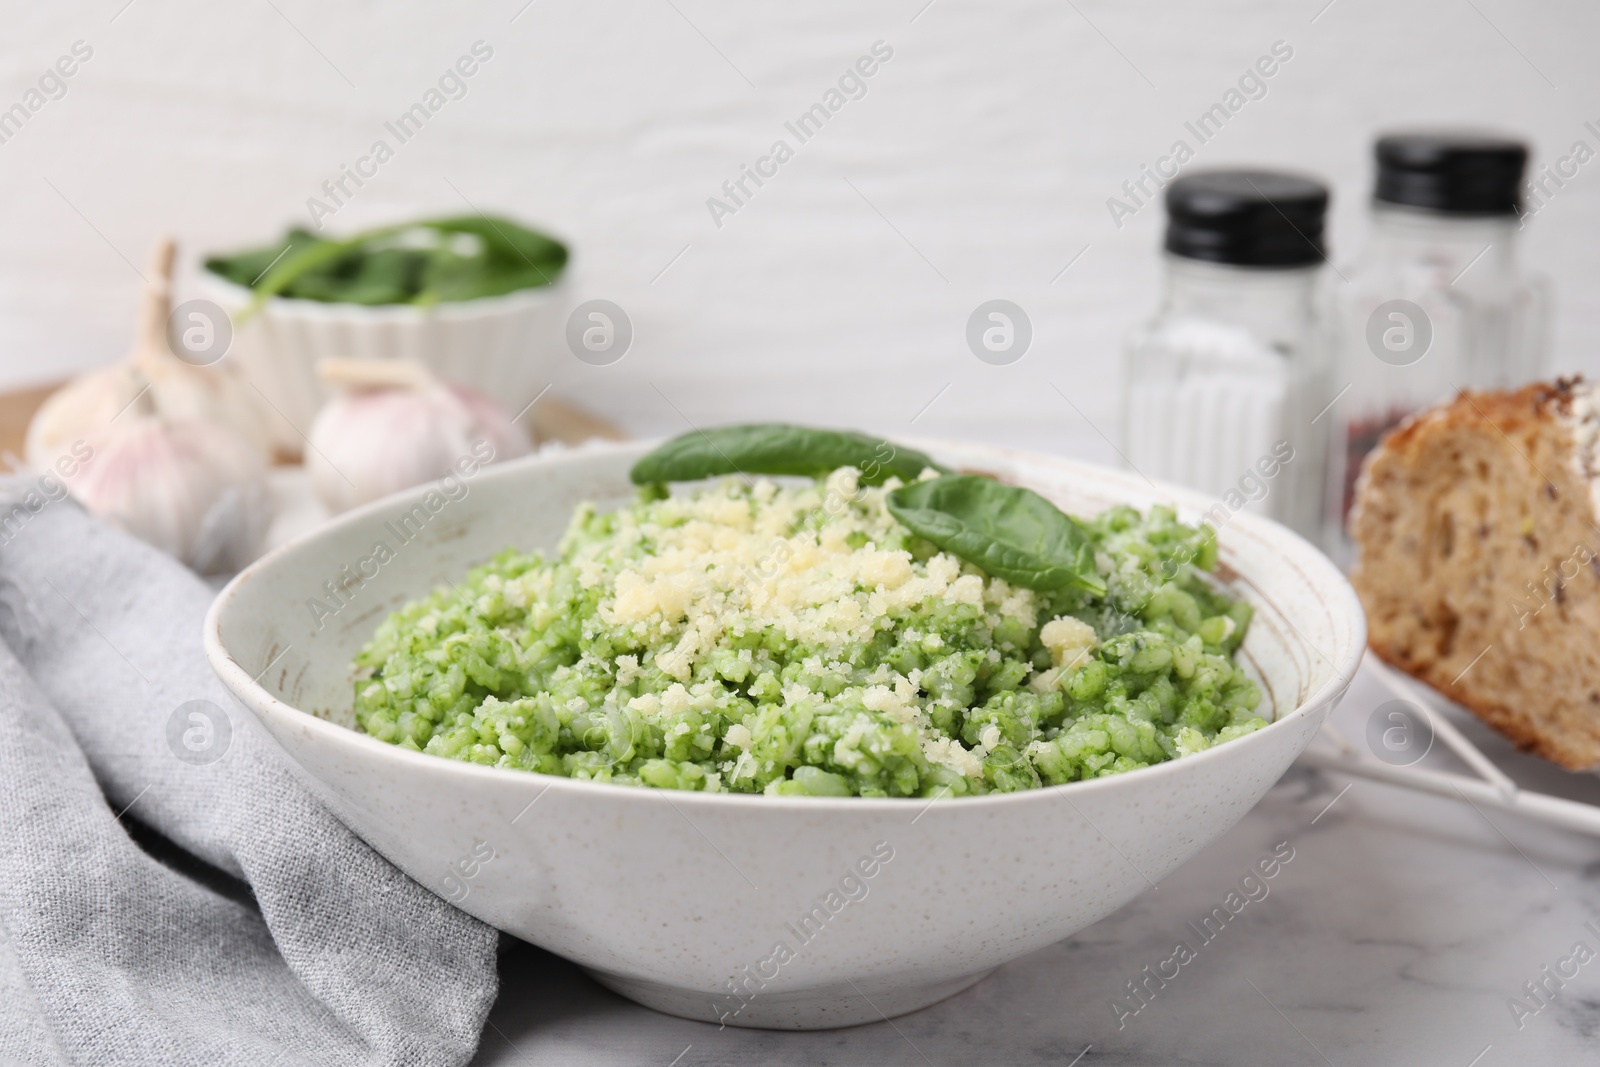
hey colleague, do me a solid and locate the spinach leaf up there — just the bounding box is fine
[629,424,946,486]
[886,474,1106,594]
[205,216,568,316]
[203,228,323,290]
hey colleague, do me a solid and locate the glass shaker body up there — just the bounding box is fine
[1122,256,1331,540]
[1326,206,1550,552]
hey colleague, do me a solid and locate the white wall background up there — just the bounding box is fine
[3,0,1598,463]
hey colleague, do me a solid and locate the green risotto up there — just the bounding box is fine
[352,468,1267,796]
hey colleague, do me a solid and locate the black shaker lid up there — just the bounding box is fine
[1164,170,1329,267]
[1374,130,1527,215]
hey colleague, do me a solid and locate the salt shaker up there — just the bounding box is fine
[1120,170,1333,540]
[1325,131,1549,554]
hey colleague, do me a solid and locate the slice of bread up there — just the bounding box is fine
[1350,378,1600,770]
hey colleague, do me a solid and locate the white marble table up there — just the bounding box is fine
[471,662,1600,1066]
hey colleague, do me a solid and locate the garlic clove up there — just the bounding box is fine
[306,359,531,514]
[316,357,435,391]
[25,236,276,474]
[190,479,273,575]
[139,353,276,457]
[135,237,277,457]
[25,361,150,468]
[450,382,537,463]
[69,416,270,574]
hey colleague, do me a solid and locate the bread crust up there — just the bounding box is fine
[1350,378,1600,770]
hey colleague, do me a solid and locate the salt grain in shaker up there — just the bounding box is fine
[1120,170,1333,541]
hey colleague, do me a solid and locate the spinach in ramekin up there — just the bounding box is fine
[205,216,567,308]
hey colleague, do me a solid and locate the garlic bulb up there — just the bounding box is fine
[70,414,270,574]
[25,236,274,471]
[306,359,532,514]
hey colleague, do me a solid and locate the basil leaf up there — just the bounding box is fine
[886,474,1106,594]
[629,424,946,486]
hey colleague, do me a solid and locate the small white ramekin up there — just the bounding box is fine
[201,273,569,456]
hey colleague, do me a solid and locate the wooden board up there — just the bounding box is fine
[0,382,56,462]
[0,380,625,461]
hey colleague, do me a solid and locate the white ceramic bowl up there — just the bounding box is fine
[201,273,568,451]
[205,440,1364,1030]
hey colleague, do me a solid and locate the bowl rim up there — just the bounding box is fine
[204,437,1366,814]
[198,270,567,321]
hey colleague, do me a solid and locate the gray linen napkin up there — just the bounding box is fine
[0,492,499,1066]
